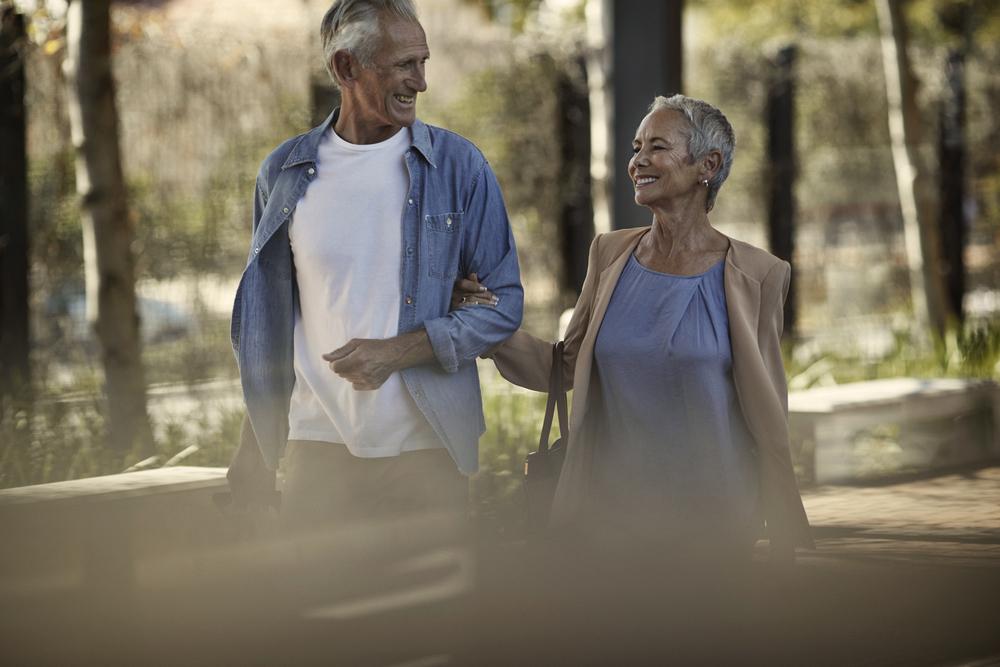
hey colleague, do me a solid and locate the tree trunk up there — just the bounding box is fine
[0,7,30,405]
[875,0,949,344]
[937,49,966,325]
[63,0,153,455]
[766,45,797,341]
[557,54,593,295]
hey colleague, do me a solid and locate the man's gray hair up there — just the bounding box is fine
[649,95,735,212]
[320,0,419,87]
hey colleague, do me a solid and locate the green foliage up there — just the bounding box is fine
[696,0,876,46]
[29,150,82,291]
[460,0,546,33]
[787,317,1000,389]
[696,0,999,47]
[0,382,243,489]
[473,375,557,540]
[141,316,237,387]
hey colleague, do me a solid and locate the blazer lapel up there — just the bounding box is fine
[571,230,646,422]
[724,240,765,444]
[724,242,762,347]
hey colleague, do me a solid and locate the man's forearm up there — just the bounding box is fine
[386,329,436,372]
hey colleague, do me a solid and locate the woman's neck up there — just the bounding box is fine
[644,203,718,258]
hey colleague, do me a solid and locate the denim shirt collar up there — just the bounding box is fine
[281,107,436,170]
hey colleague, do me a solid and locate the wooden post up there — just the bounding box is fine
[608,0,683,230]
[557,55,593,295]
[766,45,797,340]
[0,7,30,410]
[937,51,967,325]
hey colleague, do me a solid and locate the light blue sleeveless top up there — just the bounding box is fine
[592,254,760,543]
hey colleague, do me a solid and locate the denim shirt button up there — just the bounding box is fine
[407,198,414,205]
[307,167,315,175]
[254,247,260,254]
[406,246,414,256]
[405,296,413,305]
[282,206,290,214]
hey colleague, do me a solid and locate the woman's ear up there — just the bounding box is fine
[700,149,723,183]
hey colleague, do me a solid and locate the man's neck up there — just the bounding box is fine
[334,106,404,145]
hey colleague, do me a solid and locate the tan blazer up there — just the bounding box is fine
[493,227,814,548]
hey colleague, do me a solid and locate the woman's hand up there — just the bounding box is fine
[451,272,498,310]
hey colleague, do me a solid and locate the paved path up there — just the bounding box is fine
[801,465,1000,570]
[476,465,1000,667]
[769,466,1000,666]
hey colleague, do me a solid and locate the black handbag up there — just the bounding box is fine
[523,341,569,534]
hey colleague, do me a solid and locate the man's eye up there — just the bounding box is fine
[632,146,640,154]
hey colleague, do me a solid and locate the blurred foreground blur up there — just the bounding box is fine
[3,465,1000,665]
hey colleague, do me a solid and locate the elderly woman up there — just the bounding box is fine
[459,95,812,560]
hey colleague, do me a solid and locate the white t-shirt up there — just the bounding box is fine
[287,127,442,457]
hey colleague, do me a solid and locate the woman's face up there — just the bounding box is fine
[628,109,702,208]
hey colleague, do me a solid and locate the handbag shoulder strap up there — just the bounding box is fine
[538,341,568,454]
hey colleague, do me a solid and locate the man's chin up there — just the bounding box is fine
[393,110,417,127]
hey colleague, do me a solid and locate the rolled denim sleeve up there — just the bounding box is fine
[423,162,523,372]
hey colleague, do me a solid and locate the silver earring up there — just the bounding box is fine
[701,179,709,187]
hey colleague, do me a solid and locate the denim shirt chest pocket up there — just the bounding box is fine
[423,211,463,280]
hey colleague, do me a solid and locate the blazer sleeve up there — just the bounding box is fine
[756,260,815,548]
[491,233,603,392]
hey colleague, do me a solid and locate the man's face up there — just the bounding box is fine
[351,14,429,135]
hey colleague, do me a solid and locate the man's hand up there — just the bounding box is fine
[323,330,436,390]
[323,338,399,390]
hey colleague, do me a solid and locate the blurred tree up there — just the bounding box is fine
[699,0,997,45]
[766,45,798,340]
[876,0,949,343]
[0,4,31,439]
[461,0,545,33]
[63,0,153,455]
[936,2,972,325]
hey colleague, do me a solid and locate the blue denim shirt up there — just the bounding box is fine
[231,110,523,474]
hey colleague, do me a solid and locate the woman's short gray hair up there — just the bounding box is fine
[649,95,735,212]
[320,0,419,87]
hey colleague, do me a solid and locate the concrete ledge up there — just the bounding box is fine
[789,378,1000,483]
[0,466,227,506]
[0,467,231,596]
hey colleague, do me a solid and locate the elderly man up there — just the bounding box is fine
[227,0,522,529]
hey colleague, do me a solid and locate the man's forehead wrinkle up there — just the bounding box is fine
[375,20,428,61]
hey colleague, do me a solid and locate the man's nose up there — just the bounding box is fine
[411,67,427,93]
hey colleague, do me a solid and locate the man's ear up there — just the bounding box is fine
[332,50,358,88]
